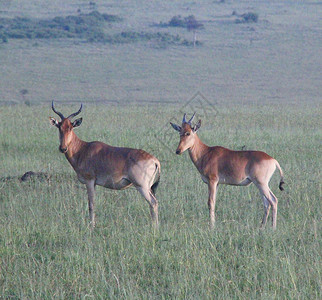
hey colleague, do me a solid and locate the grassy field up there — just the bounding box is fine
[0,1,321,106]
[0,103,320,299]
[0,0,321,299]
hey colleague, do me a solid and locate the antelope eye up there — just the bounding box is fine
[185,132,190,136]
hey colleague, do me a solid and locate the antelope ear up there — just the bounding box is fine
[193,119,201,132]
[72,118,82,128]
[170,122,181,132]
[49,117,59,128]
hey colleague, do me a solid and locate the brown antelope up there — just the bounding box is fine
[49,102,160,227]
[171,113,284,229]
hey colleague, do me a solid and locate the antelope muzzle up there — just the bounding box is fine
[59,145,68,153]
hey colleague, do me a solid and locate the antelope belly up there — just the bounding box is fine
[219,176,252,186]
[97,176,132,190]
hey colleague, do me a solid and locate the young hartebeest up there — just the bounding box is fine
[171,113,284,229]
[50,102,160,227]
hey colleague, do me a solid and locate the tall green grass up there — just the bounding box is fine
[0,103,320,299]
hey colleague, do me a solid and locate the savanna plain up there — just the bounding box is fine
[0,1,321,299]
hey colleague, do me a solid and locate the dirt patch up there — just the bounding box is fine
[19,171,50,182]
[0,171,50,183]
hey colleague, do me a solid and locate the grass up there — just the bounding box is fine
[0,2,320,105]
[0,103,320,299]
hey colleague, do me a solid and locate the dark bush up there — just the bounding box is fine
[185,15,204,31]
[169,15,187,27]
[0,11,122,42]
[1,34,8,43]
[101,13,123,22]
[235,12,259,24]
[159,15,204,30]
[0,12,192,47]
[242,12,258,23]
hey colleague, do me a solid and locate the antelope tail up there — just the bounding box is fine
[275,160,285,191]
[151,161,161,196]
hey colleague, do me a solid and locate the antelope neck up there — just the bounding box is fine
[65,131,87,162]
[188,134,209,167]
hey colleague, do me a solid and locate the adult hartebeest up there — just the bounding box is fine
[171,113,284,229]
[50,102,160,227]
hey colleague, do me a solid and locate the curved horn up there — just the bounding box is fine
[188,112,196,124]
[67,103,83,120]
[52,101,65,120]
[182,113,187,123]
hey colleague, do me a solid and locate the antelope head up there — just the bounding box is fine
[170,113,201,155]
[49,101,83,153]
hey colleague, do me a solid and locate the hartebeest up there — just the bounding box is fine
[171,113,284,229]
[50,102,160,227]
